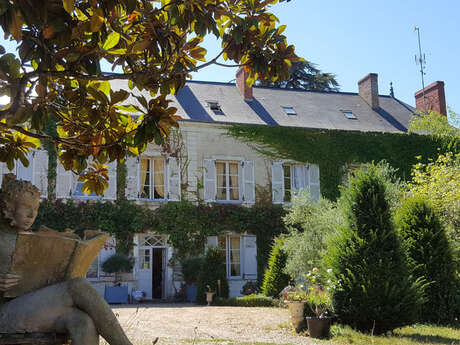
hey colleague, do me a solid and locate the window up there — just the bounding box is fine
[216,161,240,201]
[206,100,225,115]
[86,237,116,280]
[272,162,321,203]
[139,249,151,269]
[139,157,166,200]
[282,106,297,116]
[343,111,357,119]
[282,164,307,202]
[218,235,241,278]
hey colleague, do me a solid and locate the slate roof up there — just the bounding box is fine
[112,79,416,133]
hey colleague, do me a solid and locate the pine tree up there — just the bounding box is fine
[396,196,459,323]
[326,164,424,334]
[262,238,290,297]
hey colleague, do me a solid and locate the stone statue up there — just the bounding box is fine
[0,174,134,345]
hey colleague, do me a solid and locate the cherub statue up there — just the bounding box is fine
[0,174,133,345]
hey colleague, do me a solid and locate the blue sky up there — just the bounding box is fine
[192,0,460,126]
[1,0,459,126]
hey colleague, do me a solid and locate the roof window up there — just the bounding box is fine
[343,111,357,120]
[206,100,225,115]
[282,106,297,116]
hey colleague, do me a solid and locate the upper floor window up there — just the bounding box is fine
[272,162,320,204]
[0,150,48,197]
[203,158,255,204]
[56,160,117,200]
[216,161,239,201]
[125,155,181,202]
[140,157,166,200]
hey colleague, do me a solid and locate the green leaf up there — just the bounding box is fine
[102,32,121,50]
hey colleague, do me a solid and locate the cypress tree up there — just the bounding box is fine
[396,196,459,323]
[326,164,424,334]
[262,238,290,297]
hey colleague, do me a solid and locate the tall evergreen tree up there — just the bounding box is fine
[326,164,424,334]
[262,238,290,297]
[257,61,339,91]
[396,196,459,323]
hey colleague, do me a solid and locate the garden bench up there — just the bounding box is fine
[0,333,68,345]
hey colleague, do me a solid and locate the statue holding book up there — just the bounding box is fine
[0,174,134,345]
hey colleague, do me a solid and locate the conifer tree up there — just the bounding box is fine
[262,238,290,298]
[326,164,424,334]
[396,196,459,323]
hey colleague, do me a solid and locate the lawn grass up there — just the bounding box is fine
[321,323,460,345]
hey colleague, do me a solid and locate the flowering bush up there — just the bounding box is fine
[304,268,333,318]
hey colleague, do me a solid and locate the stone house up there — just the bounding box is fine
[0,70,447,299]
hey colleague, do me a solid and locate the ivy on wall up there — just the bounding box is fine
[228,125,459,200]
[33,198,286,285]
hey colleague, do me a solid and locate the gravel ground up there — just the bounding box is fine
[104,303,321,345]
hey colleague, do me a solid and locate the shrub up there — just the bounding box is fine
[326,164,425,334]
[214,294,275,307]
[262,238,290,297]
[396,196,460,323]
[101,253,134,282]
[283,190,343,280]
[196,247,229,304]
[181,257,204,284]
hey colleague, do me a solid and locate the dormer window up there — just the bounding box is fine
[282,106,297,116]
[206,100,224,115]
[343,111,357,119]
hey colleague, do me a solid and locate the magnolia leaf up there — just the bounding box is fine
[90,8,104,32]
[62,0,75,13]
[102,32,120,50]
[9,10,23,40]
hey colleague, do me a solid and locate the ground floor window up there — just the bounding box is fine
[218,235,242,278]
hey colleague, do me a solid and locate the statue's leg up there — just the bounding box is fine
[66,278,133,345]
[55,309,99,345]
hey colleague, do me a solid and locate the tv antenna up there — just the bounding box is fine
[414,26,427,111]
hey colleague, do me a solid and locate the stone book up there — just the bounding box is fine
[3,227,108,298]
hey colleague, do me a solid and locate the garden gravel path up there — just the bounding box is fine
[106,303,320,345]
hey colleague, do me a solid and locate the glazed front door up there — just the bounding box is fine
[137,248,153,299]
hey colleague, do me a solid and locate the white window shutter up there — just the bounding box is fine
[0,161,5,186]
[99,236,116,276]
[103,161,117,200]
[242,235,257,280]
[206,236,218,249]
[243,160,255,204]
[125,156,139,200]
[16,151,33,182]
[271,161,284,204]
[33,150,48,198]
[203,159,216,202]
[308,164,321,202]
[167,157,181,201]
[56,162,72,199]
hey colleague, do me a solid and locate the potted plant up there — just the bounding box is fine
[205,285,215,306]
[285,288,308,332]
[101,254,134,304]
[304,268,334,339]
[181,257,203,302]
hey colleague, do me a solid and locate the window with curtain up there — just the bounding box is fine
[216,161,239,201]
[140,157,165,200]
[283,164,307,202]
[217,235,241,278]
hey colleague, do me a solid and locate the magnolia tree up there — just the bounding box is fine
[0,0,299,194]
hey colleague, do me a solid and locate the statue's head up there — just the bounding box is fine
[0,174,41,232]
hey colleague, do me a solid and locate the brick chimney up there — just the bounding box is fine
[415,81,447,116]
[358,73,379,109]
[236,67,253,101]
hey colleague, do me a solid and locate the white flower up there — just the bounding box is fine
[327,268,333,274]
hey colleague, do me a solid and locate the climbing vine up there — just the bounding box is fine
[228,125,459,200]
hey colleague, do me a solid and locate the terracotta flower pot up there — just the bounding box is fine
[306,316,331,338]
[287,301,306,332]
